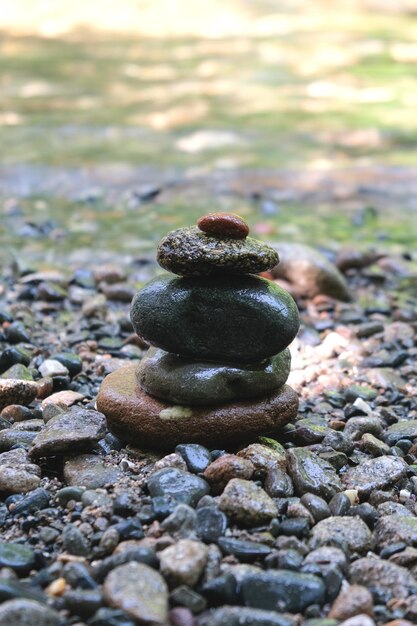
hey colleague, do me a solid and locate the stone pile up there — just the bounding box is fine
[97,213,300,449]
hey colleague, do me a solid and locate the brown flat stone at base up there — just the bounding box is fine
[96,363,298,451]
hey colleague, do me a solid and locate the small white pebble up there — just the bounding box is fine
[120,459,135,472]
[399,489,412,503]
[39,359,69,378]
[343,489,359,505]
[352,397,372,415]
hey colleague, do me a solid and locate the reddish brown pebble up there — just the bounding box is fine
[169,607,196,626]
[197,212,249,239]
[203,454,254,495]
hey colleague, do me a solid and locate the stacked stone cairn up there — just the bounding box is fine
[97,213,300,450]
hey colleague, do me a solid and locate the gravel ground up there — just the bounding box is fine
[0,242,416,626]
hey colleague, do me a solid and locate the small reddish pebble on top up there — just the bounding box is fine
[197,212,249,239]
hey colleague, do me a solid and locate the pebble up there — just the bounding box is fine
[217,537,272,562]
[218,478,278,526]
[41,390,84,410]
[338,617,375,626]
[0,429,37,451]
[361,433,391,456]
[10,487,50,515]
[176,444,211,474]
[310,516,373,554]
[103,562,168,625]
[63,454,122,488]
[294,416,331,443]
[341,456,407,496]
[38,359,69,378]
[0,448,41,493]
[349,557,417,600]
[4,322,31,344]
[203,454,254,494]
[264,467,294,498]
[196,507,228,543]
[170,606,197,626]
[29,407,106,458]
[160,504,198,540]
[131,274,299,363]
[0,543,35,574]
[147,468,210,507]
[384,421,417,446]
[62,524,90,556]
[240,569,326,613]
[51,352,83,377]
[0,364,33,381]
[0,347,31,373]
[238,442,287,473]
[287,448,341,500]
[197,606,293,626]
[62,588,102,618]
[169,584,206,613]
[1,404,34,422]
[157,226,278,276]
[300,493,331,522]
[0,379,38,412]
[0,599,61,626]
[343,417,382,440]
[328,584,374,620]
[375,515,417,548]
[197,212,250,239]
[304,546,348,574]
[270,242,351,301]
[159,539,208,587]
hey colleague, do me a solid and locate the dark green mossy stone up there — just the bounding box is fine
[130,274,299,363]
[137,347,291,405]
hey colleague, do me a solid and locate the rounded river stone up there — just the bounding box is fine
[131,274,299,363]
[157,226,278,276]
[137,347,291,405]
[96,363,299,451]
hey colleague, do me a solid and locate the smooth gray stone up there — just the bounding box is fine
[137,347,291,405]
[131,274,299,363]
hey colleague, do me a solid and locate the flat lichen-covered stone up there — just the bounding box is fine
[157,226,278,276]
[137,347,291,405]
[96,363,299,450]
[130,274,299,363]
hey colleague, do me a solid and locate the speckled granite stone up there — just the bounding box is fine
[157,226,278,276]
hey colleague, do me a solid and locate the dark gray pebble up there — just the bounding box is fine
[175,444,211,474]
[147,468,210,507]
[240,569,325,612]
[63,588,103,618]
[62,524,90,556]
[0,543,36,574]
[202,573,238,606]
[0,347,31,373]
[11,489,50,516]
[170,585,207,613]
[89,607,136,626]
[197,606,293,626]
[301,493,331,522]
[50,352,83,377]
[92,547,158,583]
[217,537,272,562]
[196,507,228,543]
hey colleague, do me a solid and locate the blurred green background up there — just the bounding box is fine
[1,0,417,266]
